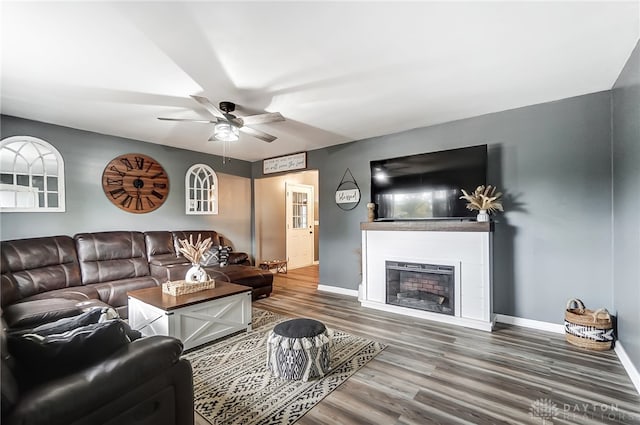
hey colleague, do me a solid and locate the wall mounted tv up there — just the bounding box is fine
[370,144,487,220]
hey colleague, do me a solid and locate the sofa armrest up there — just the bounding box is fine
[7,336,191,425]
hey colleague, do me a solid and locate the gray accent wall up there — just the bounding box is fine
[612,41,640,371]
[0,115,254,255]
[265,92,613,324]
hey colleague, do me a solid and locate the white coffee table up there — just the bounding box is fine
[128,282,252,350]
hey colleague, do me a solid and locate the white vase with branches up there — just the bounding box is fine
[459,185,504,222]
[177,234,213,282]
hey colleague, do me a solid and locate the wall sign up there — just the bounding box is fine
[263,152,307,174]
[335,189,360,204]
[335,168,361,211]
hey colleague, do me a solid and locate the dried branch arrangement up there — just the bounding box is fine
[459,185,504,213]
[177,234,213,264]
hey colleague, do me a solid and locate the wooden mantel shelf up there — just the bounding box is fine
[360,220,493,232]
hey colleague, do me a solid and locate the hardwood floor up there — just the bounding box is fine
[196,265,640,425]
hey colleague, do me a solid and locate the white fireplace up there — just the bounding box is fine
[360,221,494,331]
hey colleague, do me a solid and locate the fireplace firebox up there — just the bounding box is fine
[385,261,455,315]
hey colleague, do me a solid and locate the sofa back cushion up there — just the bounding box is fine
[0,236,82,305]
[74,232,150,284]
[171,231,220,258]
[144,231,176,259]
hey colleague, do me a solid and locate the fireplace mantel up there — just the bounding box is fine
[360,220,492,232]
[360,221,494,331]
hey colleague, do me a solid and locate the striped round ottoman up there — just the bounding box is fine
[266,318,333,381]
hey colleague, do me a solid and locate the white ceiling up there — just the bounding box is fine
[2,1,638,162]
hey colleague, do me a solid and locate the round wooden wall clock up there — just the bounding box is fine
[101,153,169,213]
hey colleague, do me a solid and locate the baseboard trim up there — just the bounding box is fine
[317,284,358,297]
[495,314,565,334]
[615,342,640,395]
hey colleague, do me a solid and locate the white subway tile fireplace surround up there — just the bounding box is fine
[360,221,494,331]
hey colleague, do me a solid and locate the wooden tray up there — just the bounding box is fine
[162,279,216,296]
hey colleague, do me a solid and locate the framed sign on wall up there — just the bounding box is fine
[335,168,361,211]
[263,152,307,174]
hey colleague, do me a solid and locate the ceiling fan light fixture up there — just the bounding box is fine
[213,122,239,142]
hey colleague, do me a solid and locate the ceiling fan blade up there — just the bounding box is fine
[236,112,285,127]
[191,95,226,120]
[240,126,277,143]
[158,117,218,124]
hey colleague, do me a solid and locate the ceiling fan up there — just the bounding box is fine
[158,95,284,143]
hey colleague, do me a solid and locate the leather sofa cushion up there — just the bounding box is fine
[144,231,175,259]
[2,298,113,331]
[214,265,274,289]
[1,236,82,304]
[228,252,249,265]
[1,274,20,308]
[75,232,150,284]
[20,286,100,303]
[91,277,159,310]
[3,299,83,330]
[149,254,187,267]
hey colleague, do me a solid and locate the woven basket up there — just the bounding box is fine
[564,298,613,351]
[162,280,215,296]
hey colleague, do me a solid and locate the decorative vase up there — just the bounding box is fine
[476,209,489,222]
[185,264,208,283]
[366,203,376,222]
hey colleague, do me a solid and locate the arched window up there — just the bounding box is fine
[185,164,218,215]
[0,136,66,212]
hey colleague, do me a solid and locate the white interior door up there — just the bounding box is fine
[286,183,314,270]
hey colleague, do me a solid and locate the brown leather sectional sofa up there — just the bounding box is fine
[0,231,246,425]
[1,230,273,329]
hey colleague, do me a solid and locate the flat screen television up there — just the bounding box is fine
[370,144,487,220]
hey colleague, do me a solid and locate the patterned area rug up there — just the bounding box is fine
[184,308,386,425]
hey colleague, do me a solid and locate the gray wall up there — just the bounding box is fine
[3,89,623,330]
[0,115,254,255]
[612,41,640,371]
[297,92,613,323]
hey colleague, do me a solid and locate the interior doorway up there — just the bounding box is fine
[253,170,319,269]
[285,183,314,269]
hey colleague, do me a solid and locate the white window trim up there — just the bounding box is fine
[0,136,66,212]
[185,163,218,215]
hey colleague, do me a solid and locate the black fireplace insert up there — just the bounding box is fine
[386,261,454,315]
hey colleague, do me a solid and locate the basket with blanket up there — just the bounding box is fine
[564,298,614,351]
